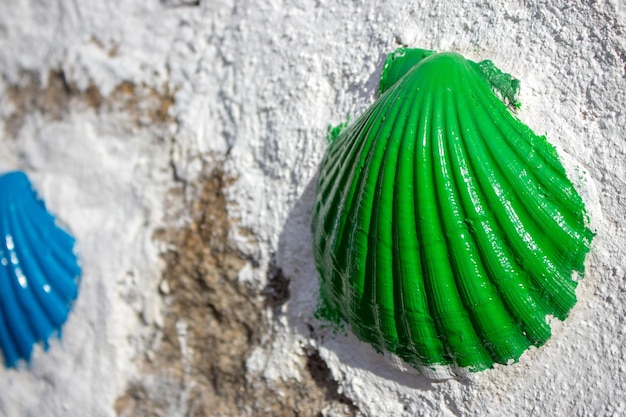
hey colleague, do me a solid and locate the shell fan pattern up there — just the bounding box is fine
[312,48,593,378]
[0,171,81,367]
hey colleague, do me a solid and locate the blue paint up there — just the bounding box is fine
[0,171,81,367]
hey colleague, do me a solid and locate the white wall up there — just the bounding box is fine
[0,1,624,416]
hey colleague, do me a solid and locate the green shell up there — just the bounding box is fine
[312,48,594,375]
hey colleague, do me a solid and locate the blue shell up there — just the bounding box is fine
[0,171,81,367]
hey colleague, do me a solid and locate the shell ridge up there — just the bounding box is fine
[457,96,577,320]
[391,84,448,366]
[498,110,567,176]
[11,203,71,327]
[355,85,415,350]
[323,97,394,166]
[316,122,368,256]
[315,117,377,311]
[415,90,453,364]
[464,78,590,262]
[466,77,586,220]
[448,91,553,346]
[318,114,373,188]
[411,87,458,368]
[317,89,403,253]
[18,194,75,275]
[390,107,421,364]
[0,204,39,362]
[18,179,81,300]
[371,101,415,352]
[317,87,408,323]
[0,171,82,367]
[21,190,80,282]
[436,84,532,364]
[473,130,587,274]
[415,87,491,370]
[316,95,393,251]
[331,89,408,295]
[462,99,583,267]
[434,87,527,365]
[317,94,392,329]
[369,82,430,354]
[461,92,582,285]
[0,259,21,366]
[2,205,56,346]
[458,93,561,270]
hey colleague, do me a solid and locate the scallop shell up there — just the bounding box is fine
[312,48,593,376]
[0,171,81,367]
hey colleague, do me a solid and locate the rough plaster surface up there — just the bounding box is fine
[0,1,624,416]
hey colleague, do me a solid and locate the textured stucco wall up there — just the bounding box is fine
[0,1,624,416]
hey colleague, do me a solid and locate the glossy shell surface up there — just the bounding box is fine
[0,171,81,367]
[312,48,593,376]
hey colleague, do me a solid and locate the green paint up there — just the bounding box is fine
[327,119,350,143]
[312,48,594,373]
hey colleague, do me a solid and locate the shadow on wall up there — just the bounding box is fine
[274,172,439,391]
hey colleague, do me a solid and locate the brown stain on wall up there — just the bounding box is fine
[3,69,176,137]
[115,165,361,417]
[4,71,72,136]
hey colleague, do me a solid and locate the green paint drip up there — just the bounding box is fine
[327,119,350,143]
[312,48,594,374]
